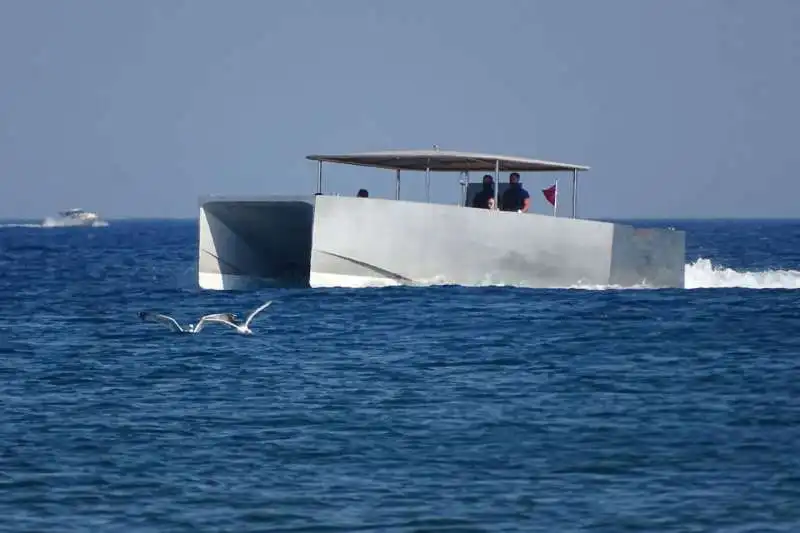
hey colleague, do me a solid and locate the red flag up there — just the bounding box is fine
[542,183,557,206]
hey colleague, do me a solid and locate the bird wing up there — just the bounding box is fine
[199,312,236,322]
[194,314,238,332]
[140,312,184,332]
[244,300,273,328]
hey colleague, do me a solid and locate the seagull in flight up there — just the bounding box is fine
[137,301,273,335]
[210,300,273,335]
[137,311,238,334]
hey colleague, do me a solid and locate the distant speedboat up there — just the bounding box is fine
[42,208,107,227]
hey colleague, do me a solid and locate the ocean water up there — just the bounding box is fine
[1,218,799,532]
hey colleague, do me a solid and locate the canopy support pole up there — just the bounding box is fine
[571,169,578,218]
[554,177,559,217]
[464,171,471,206]
[425,167,431,202]
[395,169,401,200]
[316,161,323,194]
[493,160,500,207]
[458,171,467,206]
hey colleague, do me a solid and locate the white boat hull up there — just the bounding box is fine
[198,195,685,290]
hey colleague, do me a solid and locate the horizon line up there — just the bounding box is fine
[3,215,800,223]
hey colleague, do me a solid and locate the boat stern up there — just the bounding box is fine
[608,224,686,288]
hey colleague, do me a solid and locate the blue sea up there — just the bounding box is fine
[1,218,799,532]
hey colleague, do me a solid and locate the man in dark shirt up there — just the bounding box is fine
[501,172,530,212]
[471,174,495,208]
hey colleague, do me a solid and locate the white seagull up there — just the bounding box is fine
[137,311,238,334]
[210,300,274,335]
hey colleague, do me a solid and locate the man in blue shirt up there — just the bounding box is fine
[501,172,530,212]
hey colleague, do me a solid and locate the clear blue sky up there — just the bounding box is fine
[0,0,797,219]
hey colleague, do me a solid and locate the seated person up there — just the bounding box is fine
[471,174,495,208]
[500,172,530,212]
[356,188,369,198]
[487,197,497,210]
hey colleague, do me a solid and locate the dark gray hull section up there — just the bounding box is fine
[198,195,314,289]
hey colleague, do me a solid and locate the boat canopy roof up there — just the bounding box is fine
[306,149,589,173]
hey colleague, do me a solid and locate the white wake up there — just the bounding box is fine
[568,258,800,290]
[0,219,109,228]
[684,258,800,289]
[0,223,45,228]
[41,217,109,228]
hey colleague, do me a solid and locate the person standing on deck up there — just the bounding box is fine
[500,172,530,212]
[471,174,495,208]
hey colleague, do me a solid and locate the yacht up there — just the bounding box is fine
[197,148,686,290]
[43,208,106,227]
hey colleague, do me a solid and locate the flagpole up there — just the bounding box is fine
[553,178,558,217]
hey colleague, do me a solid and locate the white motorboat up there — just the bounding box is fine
[42,208,107,227]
